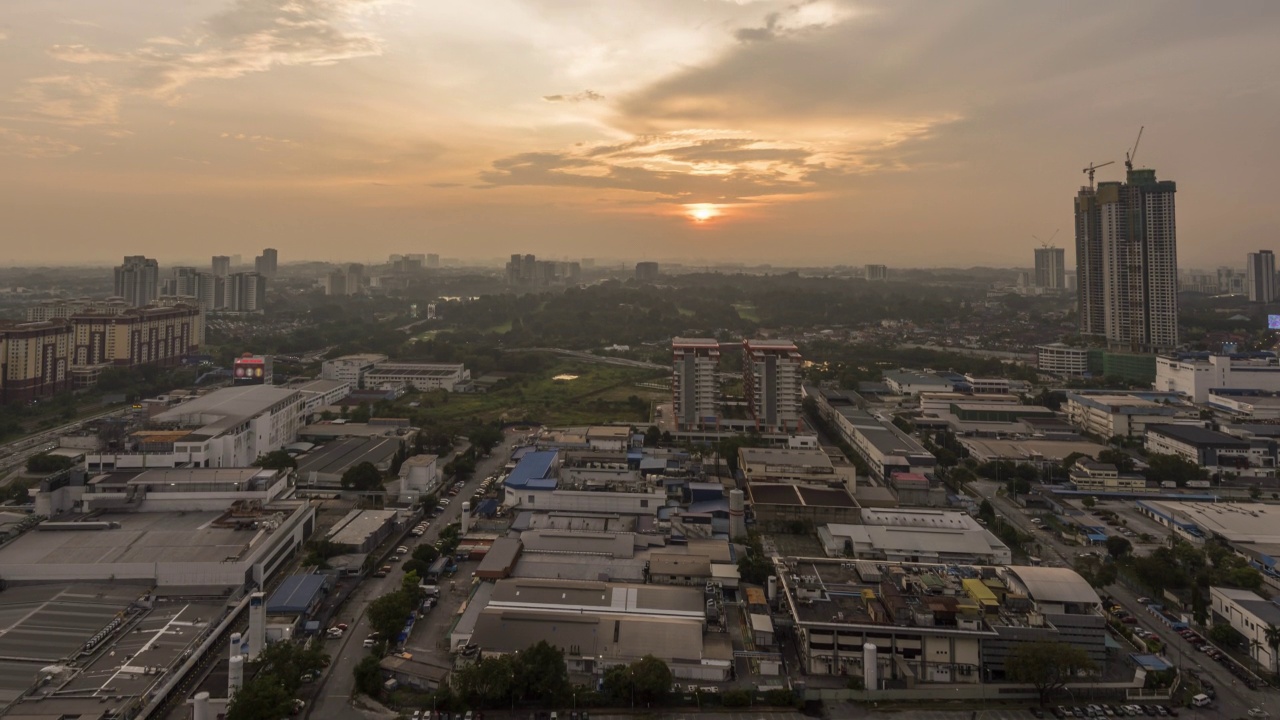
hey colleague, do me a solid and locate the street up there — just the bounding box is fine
[972,480,1274,718]
[309,431,523,720]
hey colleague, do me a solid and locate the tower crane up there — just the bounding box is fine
[1033,229,1060,248]
[1125,125,1144,171]
[1082,160,1115,189]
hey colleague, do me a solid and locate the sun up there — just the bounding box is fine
[684,203,721,223]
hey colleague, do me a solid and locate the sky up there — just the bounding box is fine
[2,0,1279,269]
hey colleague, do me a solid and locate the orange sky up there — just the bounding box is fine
[1,0,1278,268]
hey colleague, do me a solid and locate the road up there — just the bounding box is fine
[971,480,1273,717]
[310,431,524,719]
[0,406,124,473]
[503,347,666,371]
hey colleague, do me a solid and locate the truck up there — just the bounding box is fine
[1187,480,1211,489]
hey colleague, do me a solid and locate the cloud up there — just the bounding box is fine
[0,125,81,158]
[12,75,121,126]
[542,89,605,103]
[0,31,9,42]
[735,1,853,42]
[44,0,386,102]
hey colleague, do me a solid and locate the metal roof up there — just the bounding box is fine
[1005,566,1101,606]
[266,574,328,615]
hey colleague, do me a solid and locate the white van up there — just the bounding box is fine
[1192,693,1212,707]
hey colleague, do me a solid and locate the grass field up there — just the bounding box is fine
[405,360,669,427]
[732,303,759,321]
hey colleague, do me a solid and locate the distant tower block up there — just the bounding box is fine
[461,501,471,535]
[228,654,245,698]
[247,592,266,659]
[729,489,746,539]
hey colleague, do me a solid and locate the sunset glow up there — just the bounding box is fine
[685,204,722,224]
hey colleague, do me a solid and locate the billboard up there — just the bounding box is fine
[233,354,272,385]
[1269,315,1280,330]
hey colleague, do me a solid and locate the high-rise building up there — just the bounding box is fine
[114,256,160,307]
[70,304,203,370]
[0,320,72,404]
[1075,168,1179,352]
[254,248,278,277]
[635,262,660,282]
[1247,250,1276,304]
[743,339,803,433]
[196,272,226,311]
[227,272,267,313]
[170,266,201,298]
[426,254,440,269]
[212,255,231,277]
[865,264,888,281]
[1034,246,1066,290]
[672,338,721,431]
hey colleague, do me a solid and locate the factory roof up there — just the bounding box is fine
[327,509,398,547]
[266,574,329,615]
[648,553,712,578]
[520,529,636,558]
[506,450,559,489]
[472,609,706,662]
[738,447,834,471]
[151,385,299,426]
[293,378,350,394]
[296,437,402,477]
[0,511,271,566]
[1146,424,1250,448]
[821,523,1008,560]
[1212,587,1280,627]
[367,364,464,378]
[958,437,1109,464]
[748,482,857,508]
[90,467,277,488]
[488,577,705,617]
[1004,566,1101,605]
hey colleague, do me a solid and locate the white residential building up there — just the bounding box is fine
[1210,587,1280,673]
[1036,344,1092,377]
[672,338,721,430]
[743,339,802,433]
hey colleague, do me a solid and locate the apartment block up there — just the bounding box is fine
[744,339,802,433]
[0,320,73,404]
[70,304,204,371]
[672,337,721,430]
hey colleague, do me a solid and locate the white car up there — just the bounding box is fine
[363,638,376,648]
[396,546,409,554]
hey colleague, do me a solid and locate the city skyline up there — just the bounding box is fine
[2,1,1279,267]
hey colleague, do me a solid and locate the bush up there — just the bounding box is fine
[721,689,752,707]
[763,688,800,706]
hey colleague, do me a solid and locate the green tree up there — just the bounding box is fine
[644,425,661,447]
[366,591,413,641]
[628,655,673,705]
[1081,496,1096,509]
[1096,449,1135,473]
[252,639,329,696]
[253,449,297,471]
[1142,453,1208,487]
[1209,623,1245,649]
[350,401,372,423]
[1265,624,1280,676]
[341,461,384,491]
[977,500,995,522]
[353,654,384,698]
[402,570,424,605]
[454,654,517,708]
[1105,535,1132,560]
[467,424,505,455]
[1006,641,1095,706]
[513,640,570,705]
[25,453,74,474]
[226,675,294,720]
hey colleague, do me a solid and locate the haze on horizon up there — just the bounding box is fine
[1,0,1278,268]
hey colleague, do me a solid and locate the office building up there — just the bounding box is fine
[114,255,160,307]
[1034,246,1066,290]
[363,361,470,392]
[255,247,278,277]
[1035,343,1092,377]
[227,272,267,313]
[672,338,721,431]
[1247,250,1276,304]
[0,320,72,404]
[505,254,579,286]
[170,266,201,298]
[1075,168,1179,352]
[196,271,225,311]
[635,261,660,282]
[426,253,440,269]
[211,255,231,277]
[743,339,802,433]
[865,264,888,281]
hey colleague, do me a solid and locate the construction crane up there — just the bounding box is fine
[1033,229,1060,248]
[1082,160,1115,189]
[1125,125,1144,171]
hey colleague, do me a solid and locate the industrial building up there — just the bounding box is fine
[327,509,400,553]
[746,482,860,529]
[0,501,314,586]
[1137,500,1280,575]
[503,449,665,515]
[363,361,470,392]
[295,435,403,488]
[818,508,1011,564]
[1144,423,1264,475]
[1035,343,1093,377]
[86,385,305,471]
[779,558,1104,686]
[457,578,734,681]
[40,467,291,514]
[1210,586,1280,672]
[1155,352,1280,403]
[1063,391,1196,438]
[321,353,388,387]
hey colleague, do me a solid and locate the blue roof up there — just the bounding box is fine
[505,450,558,488]
[687,499,730,514]
[1130,654,1172,671]
[475,499,499,516]
[266,574,327,615]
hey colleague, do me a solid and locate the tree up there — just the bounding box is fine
[366,591,413,641]
[341,461,384,491]
[1006,641,1095,706]
[253,449,297,471]
[644,425,661,447]
[1251,484,1263,500]
[1081,496,1096,509]
[402,570,424,605]
[978,500,995,522]
[350,401,372,423]
[512,640,570,705]
[454,654,517,708]
[353,654,384,698]
[1209,623,1245,649]
[1265,624,1280,676]
[25,453,74,474]
[467,424,505,455]
[252,639,329,696]
[1096,449,1135,473]
[1143,453,1207,487]
[226,675,294,720]
[628,655,673,705]
[1105,535,1132,560]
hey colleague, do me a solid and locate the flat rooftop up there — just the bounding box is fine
[958,437,1109,463]
[328,509,397,547]
[368,365,463,378]
[151,385,299,425]
[0,512,263,566]
[748,482,857,508]
[739,447,834,470]
[296,437,401,476]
